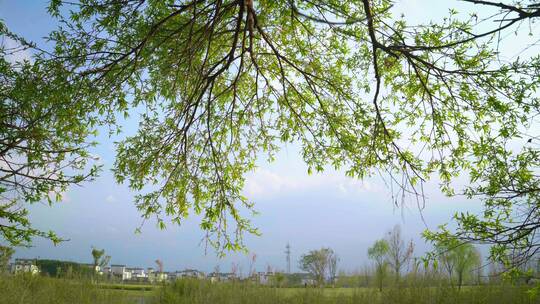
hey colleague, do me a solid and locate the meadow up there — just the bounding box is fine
[1,275,537,304]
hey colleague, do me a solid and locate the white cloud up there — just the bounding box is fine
[243,168,379,199]
[105,194,117,203]
[88,153,105,166]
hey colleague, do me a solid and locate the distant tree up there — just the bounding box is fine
[515,252,539,284]
[35,259,94,278]
[368,239,389,291]
[455,244,481,289]
[155,259,164,273]
[328,251,339,287]
[91,247,110,271]
[435,239,481,289]
[299,247,336,287]
[0,245,14,273]
[437,245,456,282]
[386,225,414,281]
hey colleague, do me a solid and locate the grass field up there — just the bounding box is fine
[1,275,537,304]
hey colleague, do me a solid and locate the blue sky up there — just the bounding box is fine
[1,0,534,274]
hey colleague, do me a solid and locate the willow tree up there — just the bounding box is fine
[435,239,480,289]
[0,24,102,246]
[2,1,540,262]
[368,239,389,291]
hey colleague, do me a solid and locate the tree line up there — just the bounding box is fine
[298,225,483,289]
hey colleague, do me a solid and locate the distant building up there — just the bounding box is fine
[250,271,275,285]
[148,271,167,283]
[127,267,146,279]
[111,264,131,280]
[176,269,205,279]
[11,259,40,275]
[208,272,235,282]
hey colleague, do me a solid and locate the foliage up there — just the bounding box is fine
[433,239,481,289]
[2,0,540,258]
[453,244,481,290]
[25,0,540,255]
[0,23,101,246]
[35,259,94,278]
[368,239,389,291]
[0,245,14,273]
[299,247,338,286]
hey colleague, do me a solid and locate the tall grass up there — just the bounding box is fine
[0,274,146,304]
[156,279,536,304]
[0,275,536,304]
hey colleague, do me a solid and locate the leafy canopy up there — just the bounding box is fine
[1,0,540,260]
[368,239,389,265]
[0,23,101,246]
[368,238,389,291]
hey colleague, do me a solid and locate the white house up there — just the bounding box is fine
[111,264,132,280]
[128,267,146,279]
[255,271,275,285]
[176,269,205,279]
[208,272,235,282]
[11,259,40,275]
[148,271,167,283]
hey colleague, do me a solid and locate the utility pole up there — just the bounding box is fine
[285,243,291,274]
